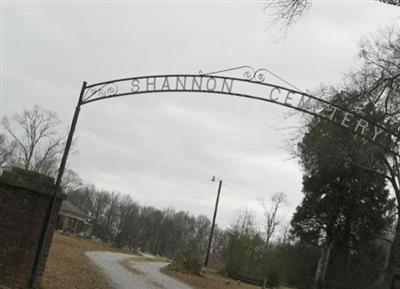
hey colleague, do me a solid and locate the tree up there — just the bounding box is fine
[90,189,111,237]
[114,195,140,247]
[337,29,400,288]
[102,192,121,241]
[2,105,67,176]
[273,24,400,288]
[0,134,15,168]
[265,0,311,28]
[293,95,396,288]
[67,183,215,257]
[266,0,399,29]
[193,215,211,254]
[260,192,287,249]
[223,209,264,277]
[293,165,394,287]
[61,169,83,194]
[211,226,226,258]
[67,183,96,216]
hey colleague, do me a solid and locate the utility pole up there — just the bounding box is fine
[204,176,222,268]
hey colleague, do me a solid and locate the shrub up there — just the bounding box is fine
[266,270,281,287]
[170,249,202,275]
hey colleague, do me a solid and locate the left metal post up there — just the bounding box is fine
[29,81,87,288]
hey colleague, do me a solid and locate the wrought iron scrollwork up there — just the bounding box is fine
[202,65,269,83]
[82,82,119,102]
[242,67,255,80]
[253,68,270,82]
[201,66,302,92]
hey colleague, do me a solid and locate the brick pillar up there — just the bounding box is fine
[0,167,65,289]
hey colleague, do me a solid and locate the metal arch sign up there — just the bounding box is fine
[30,65,400,287]
[80,66,399,156]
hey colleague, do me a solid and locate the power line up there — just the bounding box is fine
[222,182,263,202]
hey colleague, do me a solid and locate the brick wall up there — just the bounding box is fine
[0,168,64,289]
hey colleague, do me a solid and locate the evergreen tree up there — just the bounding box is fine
[292,114,395,288]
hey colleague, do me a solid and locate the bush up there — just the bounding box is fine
[170,249,202,275]
[266,270,281,287]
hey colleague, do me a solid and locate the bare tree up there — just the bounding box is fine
[2,105,67,176]
[67,183,218,257]
[230,208,257,237]
[279,221,292,245]
[0,134,16,168]
[103,192,121,241]
[351,31,400,289]
[383,0,400,5]
[266,0,399,29]
[115,195,139,247]
[260,192,287,249]
[61,169,83,194]
[67,184,96,214]
[91,189,110,236]
[265,0,310,28]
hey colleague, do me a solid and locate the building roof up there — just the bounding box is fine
[60,200,88,222]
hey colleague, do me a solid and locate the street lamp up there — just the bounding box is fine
[204,176,223,268]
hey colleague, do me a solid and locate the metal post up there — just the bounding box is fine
[262,278,267,289]
[29,81,87,288]
[204,179,222,268]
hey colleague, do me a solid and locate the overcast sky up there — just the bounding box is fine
[2,0,400,230]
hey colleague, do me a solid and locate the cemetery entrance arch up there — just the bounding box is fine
[30,66,400,286]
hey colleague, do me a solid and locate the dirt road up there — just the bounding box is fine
[86,251,192,289]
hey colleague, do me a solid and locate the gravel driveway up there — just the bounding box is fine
[86,251,193,289]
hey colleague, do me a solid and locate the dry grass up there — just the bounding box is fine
[42,232,132,289]
[162,268,297,289]
[41,233,295,289]
[135,255,167,262]
[161,268,261,289]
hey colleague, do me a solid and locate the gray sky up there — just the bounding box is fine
[2,0,400,230]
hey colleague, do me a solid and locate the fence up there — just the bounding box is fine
[285,273,354,289]
[230,272,354,289]
[230,273,270,288]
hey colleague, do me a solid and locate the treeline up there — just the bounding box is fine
[67,185,225,258]
[67,185,318,287]
[66,180,330,288]
[223,210,320,287]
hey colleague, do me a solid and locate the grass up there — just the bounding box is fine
[41,232,295,289]
[41,232,132,289]
[161,267,262,289]
[161,267,297,289]
[134,256,167,262]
